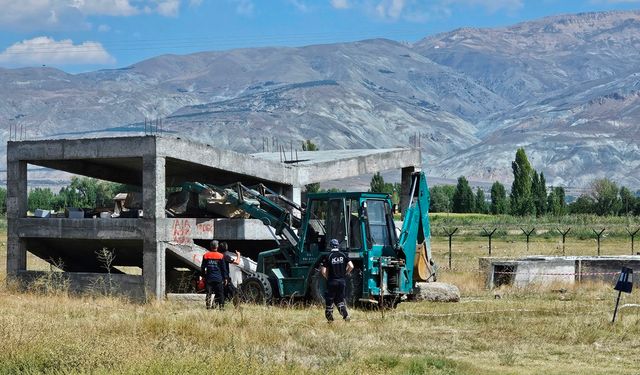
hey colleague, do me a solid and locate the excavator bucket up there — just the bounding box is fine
[413,242,435,282]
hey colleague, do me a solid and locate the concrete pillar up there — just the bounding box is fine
[6,160,27,277]
[142,156,166,300]
[400,166,418,220]
[143,156,166,219]
[284,185,303,207]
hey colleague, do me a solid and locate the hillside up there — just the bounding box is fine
[2,11,640,188]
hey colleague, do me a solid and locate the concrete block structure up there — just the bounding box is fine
[6,135,420,301]
[480,255,640,289]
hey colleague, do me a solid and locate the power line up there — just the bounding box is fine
[0,27,429,56]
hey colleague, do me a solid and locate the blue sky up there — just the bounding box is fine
[0,0,638,73]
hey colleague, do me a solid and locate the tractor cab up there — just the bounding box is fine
[299,192,398,262]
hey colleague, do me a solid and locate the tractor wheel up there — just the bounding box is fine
[309,268,326,305]
[345,268,363,306]
[239,273,273,304]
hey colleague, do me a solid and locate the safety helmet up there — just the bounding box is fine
[330,239,340,249]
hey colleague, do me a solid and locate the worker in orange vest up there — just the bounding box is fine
[200,240,228,309]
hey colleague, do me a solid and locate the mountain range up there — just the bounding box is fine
[2,10,640,189]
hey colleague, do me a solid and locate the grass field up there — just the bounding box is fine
[2,219,640,374]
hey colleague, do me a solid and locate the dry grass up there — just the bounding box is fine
[1,227,640,374]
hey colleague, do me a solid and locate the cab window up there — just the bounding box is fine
[366,199,392,246]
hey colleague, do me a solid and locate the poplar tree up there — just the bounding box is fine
[548,186,567,216]
[553,186,566,215]
[533,171,547,216]
[620,186,635,215]
[510,148,535,216]
[490,181,508,214]
[452,176,474,213]
[475,188,487,214]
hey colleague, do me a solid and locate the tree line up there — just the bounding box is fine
[0,147,638,217]
[370,148,640,217]
[0,177,134,214]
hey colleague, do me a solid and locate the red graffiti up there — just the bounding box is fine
[172,219,191,244]
[196,222,213,233]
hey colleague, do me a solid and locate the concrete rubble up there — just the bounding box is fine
[413,282,461,302]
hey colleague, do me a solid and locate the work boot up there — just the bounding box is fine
[338,302,349,320]
[325,307,334,322]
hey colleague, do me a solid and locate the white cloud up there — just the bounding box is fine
[330,0,350,8]
[231,0,254,16]
[443,0,523,14]
[288,0,310,12]
[73,0,138,16]
[0,0,201,31]
[330,0,522,22]
[97,24,111,32]
[0,36,115,66]
[375,0,405,20]
[156,0,181,16]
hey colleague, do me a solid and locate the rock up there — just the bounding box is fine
[413,282,460,302]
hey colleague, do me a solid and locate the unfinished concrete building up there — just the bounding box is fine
[6,135,421,301]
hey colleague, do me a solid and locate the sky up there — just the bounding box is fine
[0,0,639,73]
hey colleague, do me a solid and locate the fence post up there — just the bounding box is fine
[627,228,640,255]
[521,227,535,253]
[443,227,458,269]
[592,228,606,256]
[557,227,571,256]
[482,227,497,256]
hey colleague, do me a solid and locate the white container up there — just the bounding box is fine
[34,209,50,218]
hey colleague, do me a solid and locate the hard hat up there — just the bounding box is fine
[330,239,339,248]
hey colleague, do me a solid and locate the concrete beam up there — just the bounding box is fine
[295,148,421,185]
[160,218,275,242]
[7,137,154,161]
[14,218,144,239]
[157,137,294,186]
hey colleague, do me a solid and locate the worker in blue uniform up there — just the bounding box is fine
[320,238,354,322]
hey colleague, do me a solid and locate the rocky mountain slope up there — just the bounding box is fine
[416,11,640,187]
[2,11,640,188]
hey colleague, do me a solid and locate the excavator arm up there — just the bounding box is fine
[395,172,436,282]
[173,181,302,261]
[207,183,301,249]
